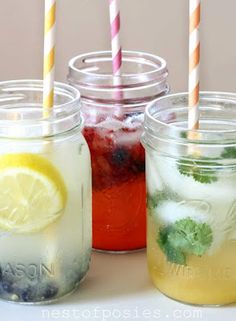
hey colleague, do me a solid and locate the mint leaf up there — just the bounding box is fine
[178,158,219,184]
[158,226,186,265]
[169,218,213,256]
[221,147,236,159]
[157,217,213,265]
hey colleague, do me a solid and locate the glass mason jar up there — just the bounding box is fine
[68,51,169,252]
[142,92,236,306]
[0,80,92,304]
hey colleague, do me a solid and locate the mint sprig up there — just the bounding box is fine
[178,158,219,184]
[157,217,213,265]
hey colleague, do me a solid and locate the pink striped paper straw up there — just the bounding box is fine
[109,0,122,76]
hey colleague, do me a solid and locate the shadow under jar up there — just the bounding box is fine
[0,80,92,304]
[142,92,236,306]
[68,51,169,252]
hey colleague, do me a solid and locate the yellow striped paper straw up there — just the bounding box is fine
[43,1,58,273]
[188,0,200,131]
[43,0,56,113]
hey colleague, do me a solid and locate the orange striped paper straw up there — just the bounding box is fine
[43,0,56,114]
[188,0,200,131]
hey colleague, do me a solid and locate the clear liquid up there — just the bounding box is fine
[0,133,92,303]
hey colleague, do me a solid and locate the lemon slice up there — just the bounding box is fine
[0,153,67,234]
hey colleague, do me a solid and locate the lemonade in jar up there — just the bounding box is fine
[0,80,92,304]
[142,92,236,305]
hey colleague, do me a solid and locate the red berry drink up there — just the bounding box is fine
[83,113,145,251]
[68,51,169,252]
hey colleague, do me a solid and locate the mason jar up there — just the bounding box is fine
[142,92,236,305]
[68,51,169,252]
[0,80,92,304]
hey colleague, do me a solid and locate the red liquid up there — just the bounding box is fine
[83,117,146,251]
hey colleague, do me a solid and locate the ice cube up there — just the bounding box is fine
[95,118,124,131]
[146,152,164,193]
[152,191,236,255]
[154,199,231,255]
[153,200,209,225]
[156,157,236,204]
[125,113,144,127]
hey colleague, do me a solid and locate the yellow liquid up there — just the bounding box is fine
[148,217,236,305]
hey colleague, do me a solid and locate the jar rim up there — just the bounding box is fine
[0,79,82,139]
[144,91,236,147]
[68,50,167,82]
[68,51,168,104]
[0,79,80,111]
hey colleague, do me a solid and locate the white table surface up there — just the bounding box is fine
[1,251,235,321]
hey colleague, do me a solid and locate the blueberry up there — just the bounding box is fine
[0,284,4,295]
[0,273,16,296]
[111,148,130,166]
[2,280,14,293]
[21,287,37,302]
[42,284,58,300]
